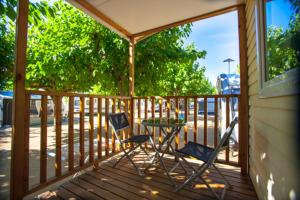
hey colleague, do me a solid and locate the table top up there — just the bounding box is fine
[142,117,186,128]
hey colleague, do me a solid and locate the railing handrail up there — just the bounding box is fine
[133,94,239,99]
[26,90,239,99]
[25,90,131,99]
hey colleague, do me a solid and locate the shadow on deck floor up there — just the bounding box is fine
[33,152,257,200]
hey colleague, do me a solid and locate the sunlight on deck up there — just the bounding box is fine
[33,152,257,200]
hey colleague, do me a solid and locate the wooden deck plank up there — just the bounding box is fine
[36,152,257,200]
[100,161,215,200]
[103,157,256,200]
[82,173,149,200]
[61,181,104,200]
[116,154,256,197]
[161,159,257,197]
[56,187,82,200]
[97,165,204,200]
[73,176,125,200]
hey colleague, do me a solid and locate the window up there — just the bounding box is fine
[256,0,299,97]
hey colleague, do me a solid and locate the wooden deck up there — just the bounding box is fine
[35,152,257,200]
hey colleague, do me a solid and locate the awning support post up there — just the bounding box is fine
[129,37,135,139]
[10,0,29,199]
[237,5,249,175]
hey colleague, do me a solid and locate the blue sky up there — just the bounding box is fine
[184,0,293,86]
[184,11,239,86]
[266,0,294,31]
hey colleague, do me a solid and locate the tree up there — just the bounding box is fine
[1,0,215,96]
[0,0,56,90]
[0,18,14,90]
[26,1,214,96]
[26,1,118,93]
[134,26,213,96]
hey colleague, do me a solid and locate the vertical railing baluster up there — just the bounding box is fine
[214,97,218,148]
[97,97,102,159]
[79,96,85,166]
[238,95,241,166]
[144,98,148,148]
[105,98,109,156]
[144,98,148,132]
[193,97,197,143]
[226,96,230,162]
[89,97,94,162]
[204,97,207,146]
[129,98,134,144]
[112,97,116,153]
[151,97,155,145]
[166,97,170,133]
[117,98,121,112]
[123,99,127,148]
[137,98,141,135]
[68,96,74,171]
[40,95,47,183]
[175,97,179,150]
[116,98,121,151]
[55,96,62,176]
[24,94,30,193]
[159,98,162,145]
[184,97,188,145]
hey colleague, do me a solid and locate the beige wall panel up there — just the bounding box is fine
[245,0,299,199]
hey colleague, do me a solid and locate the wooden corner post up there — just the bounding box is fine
[129,37,135,137]
[237,5,249,175]
[10,0,29,199]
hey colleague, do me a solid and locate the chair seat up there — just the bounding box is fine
[123,135,150,143]
[176,141,215,163]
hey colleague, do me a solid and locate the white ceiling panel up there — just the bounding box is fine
[67,0,245,40]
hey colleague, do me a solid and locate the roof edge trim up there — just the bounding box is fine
[133,4,244,39]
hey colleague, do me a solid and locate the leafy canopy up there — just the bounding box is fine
[0,0,56,90]
[1,0,215,96]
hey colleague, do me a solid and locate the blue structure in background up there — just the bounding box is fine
[198,73,240,115]
[0,91,13,98]
[217,73,240,95]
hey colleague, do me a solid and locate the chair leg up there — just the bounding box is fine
[175,171,198,192]
[170,153,189,174]
[175,163,208,192]
[125,151,144,176]
[212,164,232,188]
[140,145,152,161]
[113,145,140,168]
[198,176,223,200]
[113,152,127,168]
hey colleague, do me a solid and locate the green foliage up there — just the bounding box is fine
[0,0,56,90]
[27,1,129,94]
[134,26,214,96]
[0,0,56,25]
[1,0,215,96]
[0,18,14,90]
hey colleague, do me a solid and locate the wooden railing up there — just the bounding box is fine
[131,95,240,165]
[23,90,240,196]
[24,90,131,195]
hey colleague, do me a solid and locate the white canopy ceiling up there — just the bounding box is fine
[67,0,245,40]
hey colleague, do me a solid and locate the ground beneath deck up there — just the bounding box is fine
[35,152,257,200]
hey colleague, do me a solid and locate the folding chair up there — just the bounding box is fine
[175,117,238,200]
[108,112,152,176]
